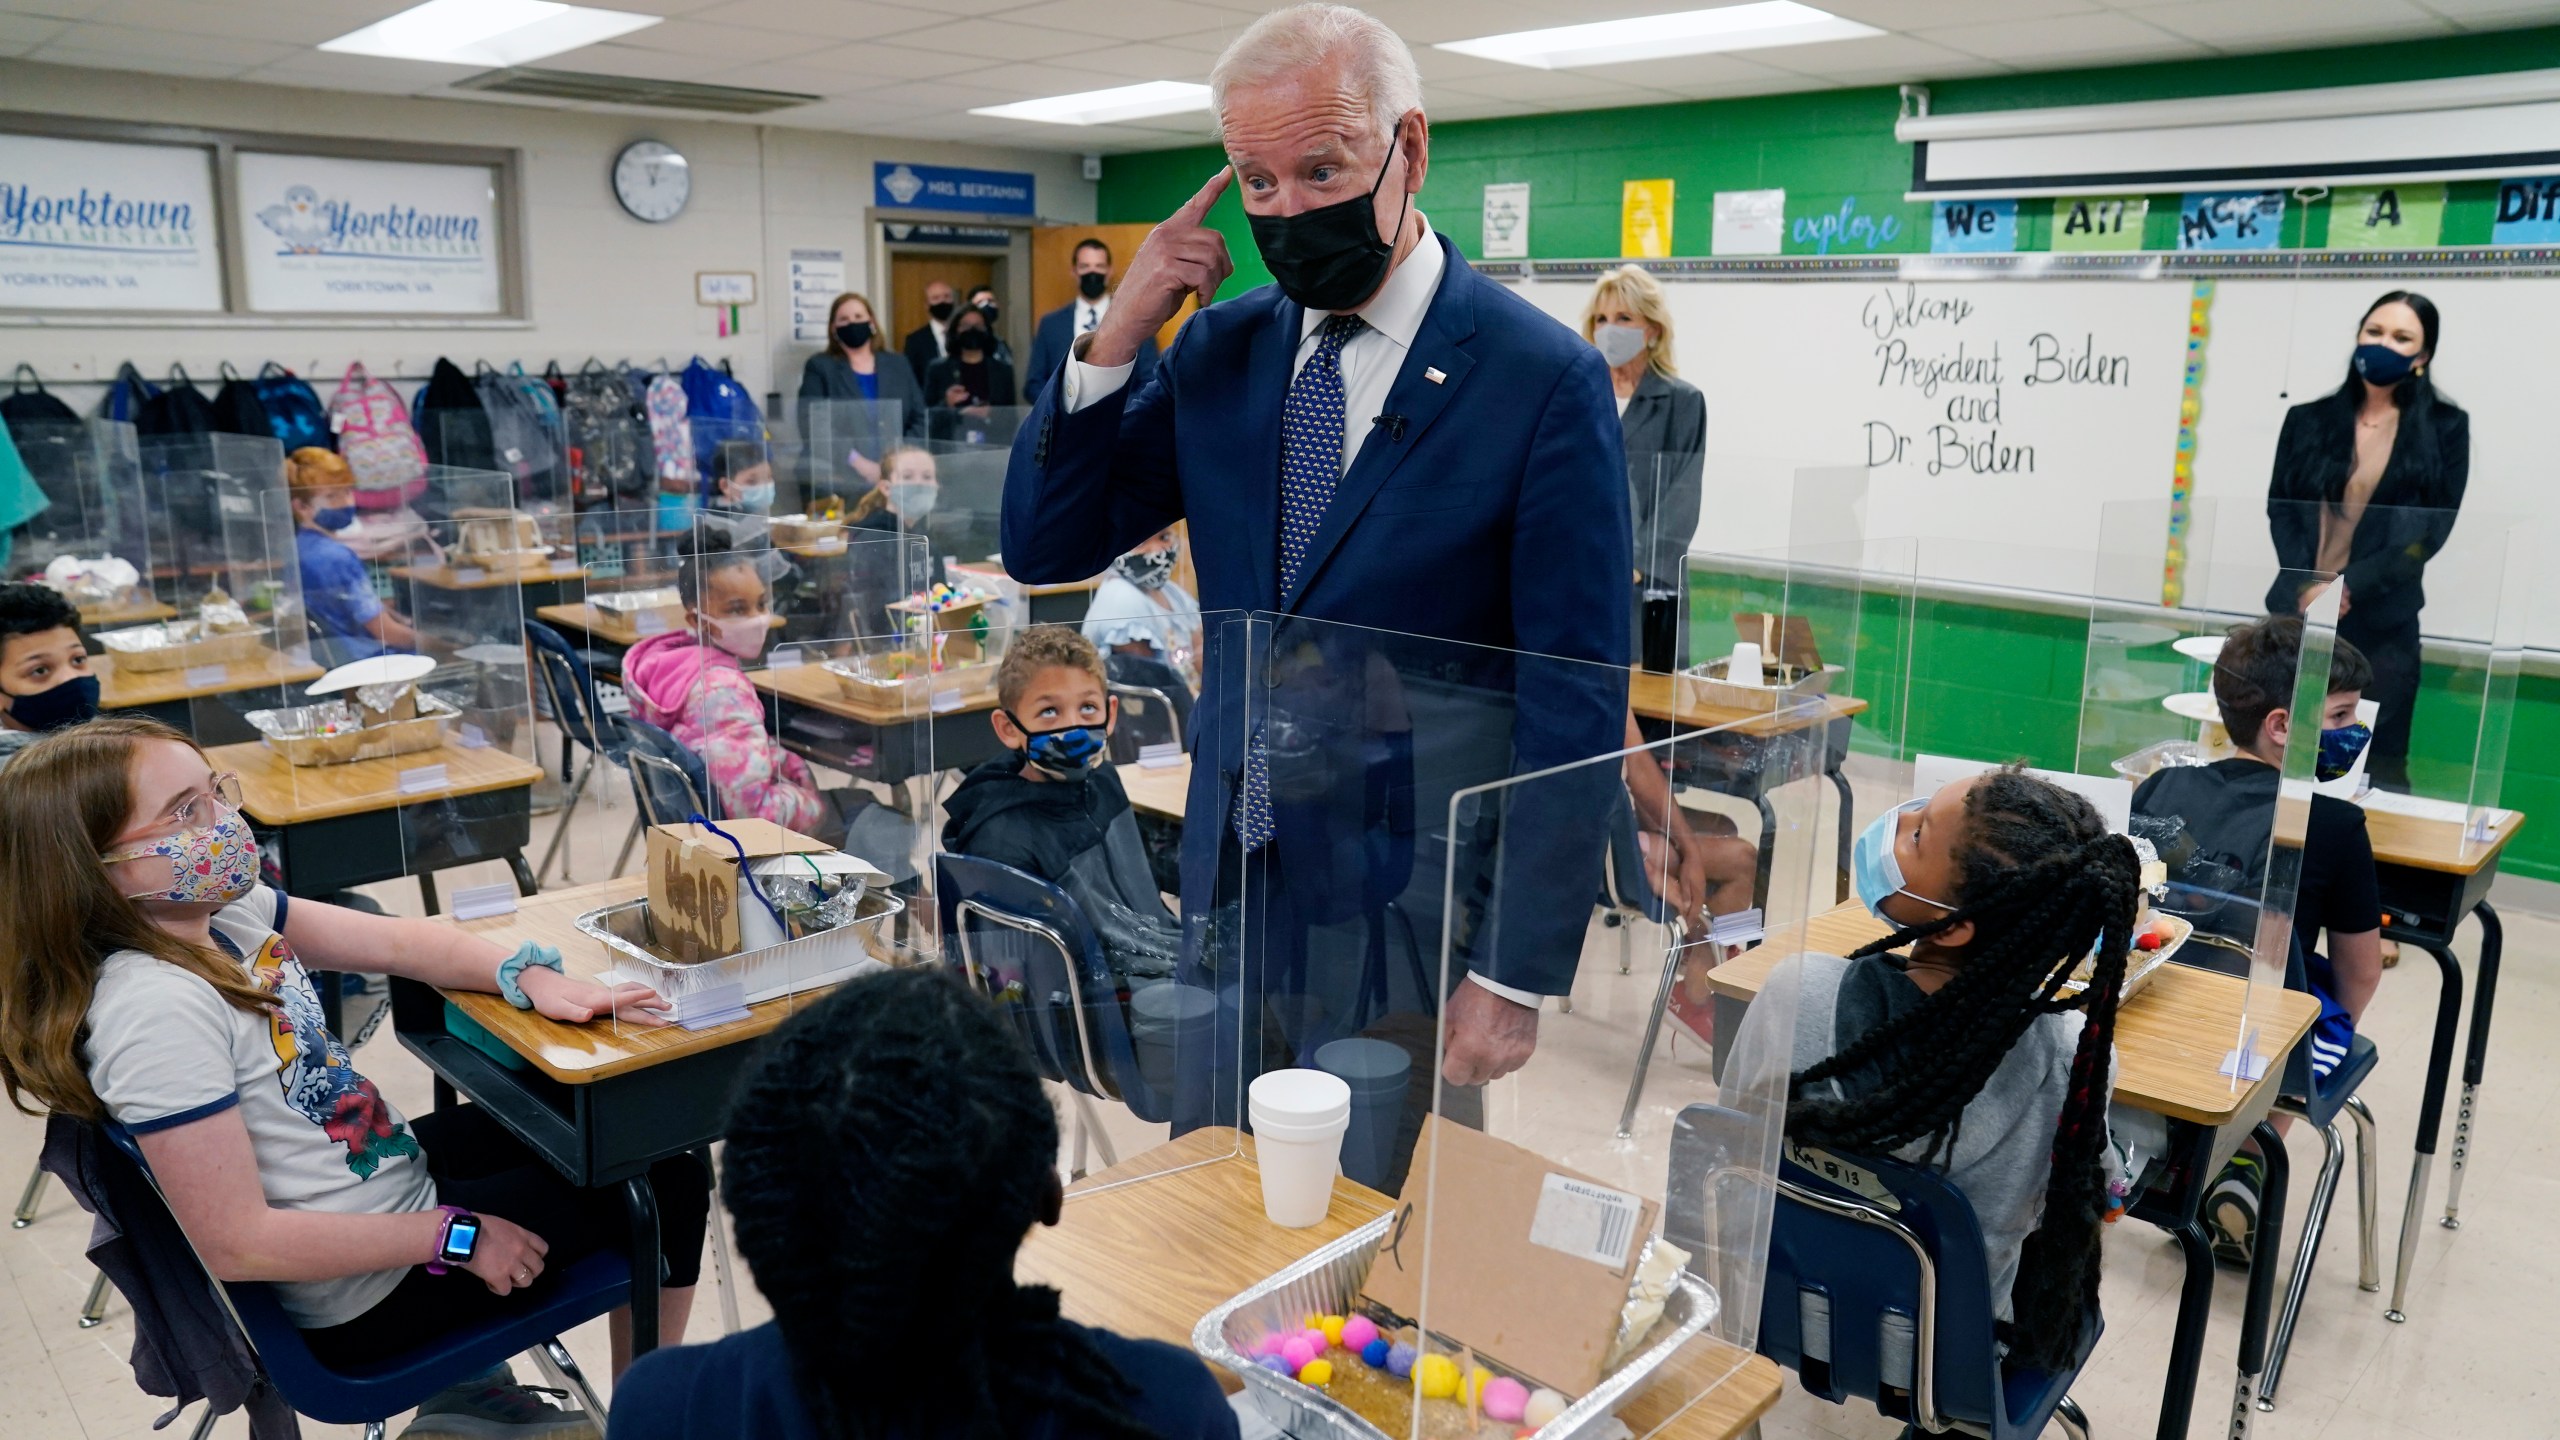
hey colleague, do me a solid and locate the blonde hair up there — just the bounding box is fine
[995,625,1106,712]
[1581,264,1676,377]
[287,446,353,493]
[0,718,275,1121]
[1211,4,1422,144]
[824,291,878,362]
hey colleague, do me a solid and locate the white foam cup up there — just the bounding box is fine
[1248,1068,1353,1228]
[1726,641,1765,685]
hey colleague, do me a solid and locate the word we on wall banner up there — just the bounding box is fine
[236,152,502,314]
[0,133,223,311]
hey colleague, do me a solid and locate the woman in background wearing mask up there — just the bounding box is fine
[1584,264,1704,670]
[1083,527,1201,683]
[0,718,701,1417]
[288,447,417,666]
[2267,291,2468,792]
[0,582,100,768]
[924,305,1020,417]
[623,536,870,845]
[796,291,927,499]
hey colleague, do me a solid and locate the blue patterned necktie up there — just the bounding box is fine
[1238,312,1368,851]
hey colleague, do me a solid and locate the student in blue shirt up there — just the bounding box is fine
[288,448,415,666]
[610,966,1238,1440]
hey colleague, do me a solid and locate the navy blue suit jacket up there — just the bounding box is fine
[1002,233,1630,996]
[1027,301,1156,401]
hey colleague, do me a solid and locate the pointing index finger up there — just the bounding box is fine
[1174,166,1232,224]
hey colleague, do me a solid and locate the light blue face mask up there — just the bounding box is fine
[1852,797,1955,926]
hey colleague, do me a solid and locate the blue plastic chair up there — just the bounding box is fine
[615,717,714,873]
[525,620,634,885]
[935,852,1206,1175]
[1668,1104,2097,1440]
[97,1124,623,1439]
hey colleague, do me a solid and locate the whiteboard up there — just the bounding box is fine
[1508,272,2554,646]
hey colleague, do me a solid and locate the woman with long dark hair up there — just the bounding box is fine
[2267,290,2469,790]
[608,966,1237,1440]
[1725,768,2139,1366]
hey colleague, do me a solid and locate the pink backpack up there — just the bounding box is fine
[328,361,429,509]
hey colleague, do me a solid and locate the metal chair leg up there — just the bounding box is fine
[536,1336,610,1426]
[1617,914,1632,975]
[1068,1101,1091,1181]
[13,1161,45,1227]
[534,758,593,887]
[186,1401,220,1440]
[695,1145,741,1336]
[1069,1088,1119,1172]
[78,1270,111,1327]
[364,1422,388,1440]
[2346,1094,2381,1291]
[2258,1105,2345,1409]
[2053,1394,2091,1440]
[1618,932,1703,1140]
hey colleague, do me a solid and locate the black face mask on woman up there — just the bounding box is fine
[1247,126,1410,314]
[834,320,873,352]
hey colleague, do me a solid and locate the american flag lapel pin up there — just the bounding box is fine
[1424,366,1447,385]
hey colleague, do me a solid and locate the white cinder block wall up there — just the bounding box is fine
[0,59,1095,411]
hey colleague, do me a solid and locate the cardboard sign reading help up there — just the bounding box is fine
[646,819,833,963]
[1359,1116,1659,1395]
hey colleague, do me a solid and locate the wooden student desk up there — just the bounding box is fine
[2348,796,2527,1322]
[1118,757,1191,823]
[747,660,1007,786]
[392,560,588,606]
[401,876,785,1358]
[79,597,179,628]
[96,647,326,743]
[206,735,545,909]
[1017,1128,1786,1440]
[533,599,684,655]
[1628,670,1868,906]
[1712,904,2320,1440]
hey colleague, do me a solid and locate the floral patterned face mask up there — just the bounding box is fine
[102,773,259,904]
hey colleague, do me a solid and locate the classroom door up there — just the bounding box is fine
[1032,223,1193,350]
[888,254,996,356]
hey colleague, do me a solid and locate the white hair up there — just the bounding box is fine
[1210,4,1424,142]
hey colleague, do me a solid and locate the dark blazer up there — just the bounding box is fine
[1621,368,1706,592]
[795,350,926,494]
[900,321,944,385]
[2264,394,2470,629]
[1027,300,1157,401]
[1002,231,1630,996]
[923,354,1019,410]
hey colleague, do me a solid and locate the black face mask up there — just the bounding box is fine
[1077,270,1110,301]
[928,300,955,322]
[7,673,98,733]
[834,320,873,351]
[973,300,999,326]
[1247,130,1409,314]
[951,329,990,360]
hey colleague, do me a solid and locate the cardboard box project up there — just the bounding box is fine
[1359,1117,1661,1396]
[646,819,837,963]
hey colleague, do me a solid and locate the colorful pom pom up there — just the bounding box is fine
[1253,1333,1289,1358]
[1259,1354,1293,1374]
[1320,1315,1346,1346]
[1341,1314,1379,1352]
[1523,1388,1569,1427]
[1281,1336,1319,1371]
[1416,1354,1461,1400]
[1482,1377,1531,1422]
[1362,1337,1391,1368]
[1298,1359,1334,1387]
[1386,1341,1418,1378]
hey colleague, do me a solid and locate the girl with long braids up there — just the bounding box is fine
[609,965,1238,1440]
[1725,767,2141,1368]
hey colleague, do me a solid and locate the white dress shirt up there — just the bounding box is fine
[1076,292,1112,335]
[1059,220,1539,1010]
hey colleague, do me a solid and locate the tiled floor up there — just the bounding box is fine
[4,731,2548,1438]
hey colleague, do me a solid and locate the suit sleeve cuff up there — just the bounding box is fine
[1467,973,1546,1007]
[1062,338,1134,415]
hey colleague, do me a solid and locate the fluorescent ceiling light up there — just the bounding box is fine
[320,0,660,67]
[971,81,1213,127]
[1436,2,1882,69]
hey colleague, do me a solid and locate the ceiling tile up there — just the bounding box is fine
[871,16,1118,64]
[1433,69,1682,107]
[84,0,410,46]
[1915,10,2201,64]
[25,43,258,78]
[1565,52,1824,95]
[997,0,1253,44]
[2130,0,2451,48]
[679,0,940,43]
[1156,26,1244,56]
[30,22,294,66]
[244,50,480,93]
[1741,32,1995,79]
[0,11,69,51]
[2416,0,2560,21]
[0,0,113,16]
[1039,41,1217,82]
[787,41,993,80]
[586,17,820,61]
[1820,0,2107,23]
[536,41,730,80]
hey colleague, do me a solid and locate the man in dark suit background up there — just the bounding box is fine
[1003,4,1629,1129]
[1026,238,1157,401]
[900,278,956,385]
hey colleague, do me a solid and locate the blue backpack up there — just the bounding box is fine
[254,363,334,453]
[679,356,762,478]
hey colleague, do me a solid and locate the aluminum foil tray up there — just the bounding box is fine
[98,621,264,674]
[574,891,903,1007]
[1193,1213,1718,1440]
[248,693,459,767]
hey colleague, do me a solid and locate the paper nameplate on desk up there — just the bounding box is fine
[458,723,491,749]
[671,981,750,1031]
[930,688,967,713]
[594,682,631,716]
[455,567,488,584]
[551,558,581,574]
[769,647,806,670]
[449,883,518,921]
[1138,742,1183,768]
[183,664,228,688]
[398,763,449,794]
[632,609,669,635]
[1708,907,1765,947]
[2219,1031,2270,1083]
